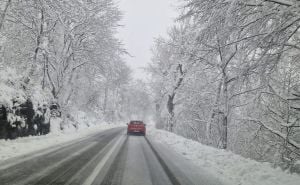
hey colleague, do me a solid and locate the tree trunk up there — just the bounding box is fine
[167,94,175,132]
[207,80,222,142]
[0,0,11,31]
[155,103,161,128]
[27,8,45,83]
[103,85,108,114]
[220,71,229,149]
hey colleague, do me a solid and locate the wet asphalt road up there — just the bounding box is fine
[0,128,175,185]
[100,136,173,185]
[0,127,223,185]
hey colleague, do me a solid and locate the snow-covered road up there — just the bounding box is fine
[0,128,124,185]
[0,127,223,185]
[1,126,300,185]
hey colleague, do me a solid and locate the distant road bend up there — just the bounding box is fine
[0,127,223,185]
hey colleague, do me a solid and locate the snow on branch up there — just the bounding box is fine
[244,118,300,149]
[263,0,296,6]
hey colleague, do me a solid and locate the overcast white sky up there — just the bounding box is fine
[117,0,178,80]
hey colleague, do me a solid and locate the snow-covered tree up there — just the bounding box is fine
[0,0,133,138]
[148,0,300,169]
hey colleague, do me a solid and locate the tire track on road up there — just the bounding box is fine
[0,128,123,185]
[29,130,122,185]
[144,137,182,185]
[99,136,128,185]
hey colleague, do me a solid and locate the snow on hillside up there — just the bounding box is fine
[148,128,300,185]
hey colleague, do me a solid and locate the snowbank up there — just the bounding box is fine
[0,122,121,161]
[148,127,300,185]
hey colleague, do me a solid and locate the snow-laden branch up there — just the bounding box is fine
[244,118,300,149]
[0,0,11,31]
[229,86,263,100]
[263,0,296,6]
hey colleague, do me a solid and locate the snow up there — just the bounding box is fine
[0,68,26,107]
[148,127,300,185]
[0,122,122,162]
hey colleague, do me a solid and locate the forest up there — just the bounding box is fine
[0,0,151,139]
[0,0,299,173]
[148,0,300,171]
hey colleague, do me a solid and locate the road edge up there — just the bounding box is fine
[0,127,123,170]
[145,136,188,185]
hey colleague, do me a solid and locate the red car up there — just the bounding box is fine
[127,120,146,136]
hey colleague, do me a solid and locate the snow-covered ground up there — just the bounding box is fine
[148,127,300,185]
[0,121,122,162]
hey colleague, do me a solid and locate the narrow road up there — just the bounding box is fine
[0,127,223,185]
[100,136,173,185]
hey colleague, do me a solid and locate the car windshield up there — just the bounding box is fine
[130,121,143,124]
[0,0,299,185]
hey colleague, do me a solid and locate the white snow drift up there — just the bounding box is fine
[148,128,300,185]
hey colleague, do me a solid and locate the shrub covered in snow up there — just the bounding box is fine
[0,68,52,139]
[0,68,26,107]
